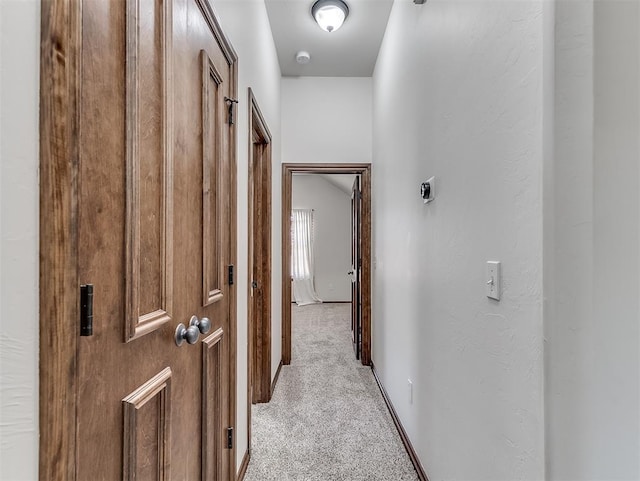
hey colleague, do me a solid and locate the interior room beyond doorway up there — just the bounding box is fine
[291,173,356,304]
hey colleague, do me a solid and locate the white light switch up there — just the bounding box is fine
[486,261,501,301]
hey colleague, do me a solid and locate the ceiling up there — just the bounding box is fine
[264,0,394,77]
[293,173,357,194]
[320,174,357,194]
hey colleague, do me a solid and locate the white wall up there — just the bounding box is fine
[281,77,372,164]
[372,1,545,479]
[545,1,640,479]
[212,0,282,471]
[0,1,41,480]
[591,4,639,476]
[292,175,352,302]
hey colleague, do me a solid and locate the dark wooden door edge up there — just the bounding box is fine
[236,449,250,481]
[371,363,430,481]
[281,163,372,366]
[39,0,81,479]
[281,167,292,365]
[226,55,239,481]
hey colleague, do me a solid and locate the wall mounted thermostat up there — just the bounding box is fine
[421,177,435,204]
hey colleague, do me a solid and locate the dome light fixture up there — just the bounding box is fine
[311,0,349,33]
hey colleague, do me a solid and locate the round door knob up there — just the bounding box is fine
[175,323,200,346]
[189,315,211,335]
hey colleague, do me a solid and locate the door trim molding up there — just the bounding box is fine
[39,0,81,478]
[247,88,272,404]
[281,163,372,366]
[247,88,272,407]
[246,88,273,473]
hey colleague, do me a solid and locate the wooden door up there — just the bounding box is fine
[351,176,362,360]
[248,91,272,405]
[75,1,236,479]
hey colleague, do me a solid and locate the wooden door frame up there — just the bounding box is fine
[38,1,238,479]
[247,88,273,407]
[281,163,372,366]
[39,0,81,477]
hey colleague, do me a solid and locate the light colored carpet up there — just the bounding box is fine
[243,303,419,481]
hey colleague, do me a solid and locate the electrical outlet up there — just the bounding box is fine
[408,379,413,404]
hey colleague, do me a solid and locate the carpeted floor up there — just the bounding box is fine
[243,303,419,481]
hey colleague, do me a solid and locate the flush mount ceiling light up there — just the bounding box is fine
[311,0,349,33]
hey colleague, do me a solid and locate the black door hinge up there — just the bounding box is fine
[228,265,234,286]
[224,97,238,125]
[227,427,234,449]
[80,284,94,336]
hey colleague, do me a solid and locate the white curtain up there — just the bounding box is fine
[291,209,322,306]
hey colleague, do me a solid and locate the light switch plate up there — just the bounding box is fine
[486,261,501,301]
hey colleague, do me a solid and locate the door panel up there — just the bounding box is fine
[76,0,236,479]
[351,176,362,359]
[122,368,172,481]
[124,0,173,342]
[202,329,224,480]
[201,51,224,306]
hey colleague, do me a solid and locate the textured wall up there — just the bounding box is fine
[292,175,352,302]
[0,1,40,479]
[591,3,639,475]
[281,77,372,165]
[209,0,283,471]
[545,1,640,478]
[372,1,545,479]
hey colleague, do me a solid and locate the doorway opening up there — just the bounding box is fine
[281,164,372,366]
